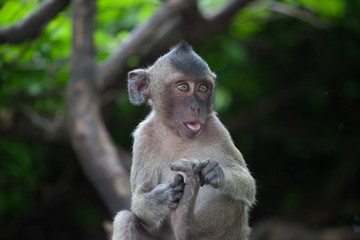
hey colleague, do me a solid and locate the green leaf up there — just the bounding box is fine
[0,1,34,26]
[299,0,345,17]
[230,2,270,39]
[215,86,233,112]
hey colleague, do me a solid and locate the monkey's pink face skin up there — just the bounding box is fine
[163,78,213,139]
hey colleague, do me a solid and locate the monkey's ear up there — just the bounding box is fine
[128,69,151,105]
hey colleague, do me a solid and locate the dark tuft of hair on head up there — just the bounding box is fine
[173,41,193,53]
[169,41,210,77]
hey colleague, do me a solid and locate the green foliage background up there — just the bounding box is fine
[1,0,359,239]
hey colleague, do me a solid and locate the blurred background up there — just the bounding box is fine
[0,0,359,239]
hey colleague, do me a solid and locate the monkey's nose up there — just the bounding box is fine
[190,105,199,111]
[190,105,200,118]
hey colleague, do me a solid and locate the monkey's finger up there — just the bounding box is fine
[194,160,208,186]
[170,159,195,172]
[172,184,185,193]
[169,180,185,190]
[173,192,183,201]
[199,172,205,186]
[201,159,218,177]
[173,174,184,183]
[193,160,209,175]
[169,202,178,210]
[169,181,180,188]
[169,175,184,188]
[170,164,192,173]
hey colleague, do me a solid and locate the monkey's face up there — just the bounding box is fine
[161,77,213,139]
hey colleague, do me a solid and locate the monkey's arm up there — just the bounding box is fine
[221,163,256,207]
[218,125,256,206]
[198,116,256,206]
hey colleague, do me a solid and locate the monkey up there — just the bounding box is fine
[112,42,256,240]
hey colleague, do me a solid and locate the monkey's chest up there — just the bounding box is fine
[158,135,213,160]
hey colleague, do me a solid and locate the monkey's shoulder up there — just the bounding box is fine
[132,111,170,144]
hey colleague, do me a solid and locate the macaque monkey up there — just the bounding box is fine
[112,42,256,240]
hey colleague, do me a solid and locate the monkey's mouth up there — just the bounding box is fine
[184,122,202,133]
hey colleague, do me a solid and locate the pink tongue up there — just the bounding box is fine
[186,122,201,131]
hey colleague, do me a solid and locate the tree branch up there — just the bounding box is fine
[98,0,194,93]
[184,0,253,41]
[0,107,69,143]
[0,0,70,44]
[98,0,252,95]
[0,107,132,173]
[67,0,130,214]
[267,1,328,29]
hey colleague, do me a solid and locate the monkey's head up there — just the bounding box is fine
[128,42,216,139]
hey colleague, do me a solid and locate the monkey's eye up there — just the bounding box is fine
[198,84,208,93]
[177,83,189,92]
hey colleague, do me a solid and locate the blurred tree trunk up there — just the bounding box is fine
[66,0,131,213]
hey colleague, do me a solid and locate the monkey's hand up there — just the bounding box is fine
[170,159,197,183]
[196,159,225,188]
[151,174,185,210]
